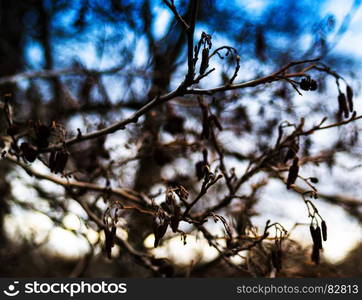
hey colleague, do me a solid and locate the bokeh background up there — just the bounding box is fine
[0,0,361,277]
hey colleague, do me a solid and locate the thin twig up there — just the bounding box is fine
[162,0,189,31]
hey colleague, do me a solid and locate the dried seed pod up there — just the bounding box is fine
[321,220,327,241]
[271,247,283,271]
[284,141,299,163]
[54,150,69,174]
[153,214,169,247]
[110,226,116,247]
[346,85,354,112]
[199,47,209,75]
[202,148,208,163]
[20,142,37,162]
[172,197,180,214]
[165,189,176,206]
[175,185,189,202]
[300,77,317,91]
[276,248,283,270]
[309,224,317,244]
[338,93,349,118]
[271,249,278,269]
[300,78,310,91]
[166,189,181,233]
[34,123,51,148]
[104,226,116,259]
[49,150,57,172]
[286,157,299,189]
[315,226,323,249]
[309,79,318,91]
[284,148,295,163]
[170,214,180,233]
[310,224,322,249]
[310,177,319,184]
[311,244,320,265]
[195,161,206,180]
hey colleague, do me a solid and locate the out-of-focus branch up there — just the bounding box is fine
[6,155,165,275]
[0,66,133,86]
[272,170,362,222]
[196,224,250,274]
[6,155,143,205]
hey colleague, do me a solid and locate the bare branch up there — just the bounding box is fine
[162,0,189,31]
[6,155,144,205]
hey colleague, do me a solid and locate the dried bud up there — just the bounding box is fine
[311,244,320,265]
[309,224,317,243]
[199,47,209,75]
[49,150,57,172]
[346,85,354,113]
[110,226,116,247]
[104,226,116,259]
[175,185,189,202]
[338,93,349,119]
[20,142,37,162]
[271,247,283,271]
[309,79,318,91]
[321,220,327,241]
[310,177,319,184]
[286,157,299,189]
[153,214,169,247]
[53,150,69,174]
[300,78,317,91]
[170,214,180,233]
[202,149,208,162]
[166,189,180,233]
[195,161,206,180]
[300,78,310,91]
[34,123,52,148]
[166,189,176,206]
[310,224,323,250]
[284,141,299,163]
[315,226,323,249]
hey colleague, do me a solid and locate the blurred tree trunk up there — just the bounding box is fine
[0,0,27,247]
[127,53,173,251]
[126,1,189,253]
